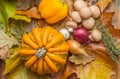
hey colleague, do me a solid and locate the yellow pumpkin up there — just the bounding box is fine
[20,26,69,74]
[38,0,68,24]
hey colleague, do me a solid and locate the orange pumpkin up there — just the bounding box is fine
[20,26,69,74]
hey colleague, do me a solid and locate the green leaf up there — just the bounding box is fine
[11,15,31,22]
[0,29,18,48]
[3,47,21,74]
[10,20,25,43]
[0,0,17,31]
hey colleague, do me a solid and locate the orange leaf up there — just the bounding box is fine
[51,61,77,79]
[16,7,41,19]
[97,0,112,12]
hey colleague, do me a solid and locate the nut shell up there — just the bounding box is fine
[91,30,101,42]
[74,0,87,11]
[79,7,92,19]
[90,5,101,18]
[82,17,95,30]
[71,11,82,23]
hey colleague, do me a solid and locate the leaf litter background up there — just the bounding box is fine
[0,0,120,79]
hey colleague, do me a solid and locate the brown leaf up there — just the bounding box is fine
[0,45,10,60]
[16,7,41,19]
[97,0,112,12]
[69,54,95,65]
[51,61,77,79]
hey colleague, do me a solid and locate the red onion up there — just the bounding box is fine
[73,27,91,43]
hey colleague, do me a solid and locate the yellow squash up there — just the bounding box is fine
[38,0,68,24]
[20,26,69,74]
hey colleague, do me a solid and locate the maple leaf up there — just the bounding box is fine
[76,53,115,79]
[97,0,112,12]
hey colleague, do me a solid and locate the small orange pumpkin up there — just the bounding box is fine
[20,26,69,74]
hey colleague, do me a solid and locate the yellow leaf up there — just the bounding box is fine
[3,47,21,74]
[77,56,115,79]
[97,0,112,12]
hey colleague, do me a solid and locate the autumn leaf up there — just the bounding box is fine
[76,54,115,79]
[3,47,21,74]
[97,0,112,12]
[10,20,25,43]
[0,45,9,60]
[69,54,95,65]
[17,0,40,10]
[0,30,19,48]
[16,7,41,19]
[51,61,77,79]
[85,12,118,79]
[7,64,51,79]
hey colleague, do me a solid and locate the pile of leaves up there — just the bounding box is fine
[0,0,119,79]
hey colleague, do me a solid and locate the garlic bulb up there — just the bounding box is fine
[59,28,70,40]
[66,27,74,33]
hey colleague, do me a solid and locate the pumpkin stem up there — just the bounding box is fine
[36,47,47,58]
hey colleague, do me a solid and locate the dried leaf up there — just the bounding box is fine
[3,47,21,74]
[16,7,41,19]
[17,0,40,10]
[69,54,95,65]
[97,0,112,12]
[0,30,19,48]
[0,45,9,60]
[24,20,38,32]
[51,61,76,79]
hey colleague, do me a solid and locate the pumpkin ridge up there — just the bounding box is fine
[44,55,58,72]
[46,53,66,65]
[32,28,42,48]
[23,34,39,49]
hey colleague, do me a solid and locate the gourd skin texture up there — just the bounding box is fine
[20,26,69,74]
[39,0,68,24]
